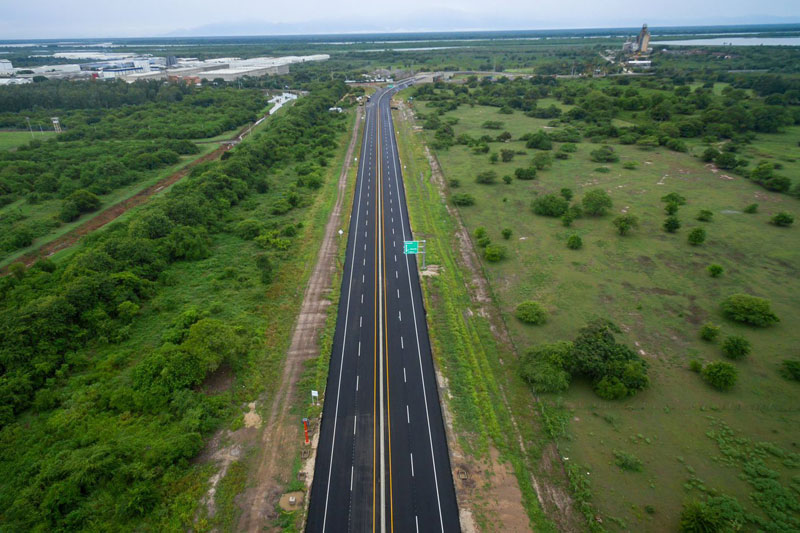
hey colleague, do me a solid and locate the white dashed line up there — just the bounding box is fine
[410,453,415,477]
[359,316,362,328]
[350,466,354,491]
[354,415,357,435]
[356,375,359,391]
[407,405,410,424]
[401,336,404,349]
[404,367,407,382]
[399,310,402,322]
[358,341,361,357]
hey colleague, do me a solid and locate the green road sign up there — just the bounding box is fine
[403,241,419,254]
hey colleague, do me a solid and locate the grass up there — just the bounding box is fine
[413,99,800,531]
[0,130,56,151]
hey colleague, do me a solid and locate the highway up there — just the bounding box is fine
[306,82,460,532]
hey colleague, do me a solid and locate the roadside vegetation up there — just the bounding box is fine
[0,80,352,531]
[408,70,799,531]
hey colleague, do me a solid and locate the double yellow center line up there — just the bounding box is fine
[372,93,395,533]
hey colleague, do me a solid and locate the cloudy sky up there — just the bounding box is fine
[1,0,799,39]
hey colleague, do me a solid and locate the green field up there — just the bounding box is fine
[411,98,800,531]
[0,130,55,151]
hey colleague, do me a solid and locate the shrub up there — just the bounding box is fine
[743,203,758,213]
[702,361,738,391]
[560,188,573,201]
[451,193,475,206]
[483,244,506,262]
[701,146,721,162]
[255,253,274,284]
[613,450,643,472]
[697,209,714,222]
[532,152,552,170]
[688,227,706,245]
[500,149,515,162]
[594,166,611,173]
[613,214,639,236]
[689,360,703,372]
[707,264,723,277]
[476,170,498,184]
[474,227,487,239]
[722,335,751,360]
[566,234,583,249]
[663,216,681,233]
[525,131,552,150]
[532,194,569,217]
[582,189,613,216]
[514,166,537,180]
[622,161,639,170]
[721,293,779,327]
[780,359,800,381]
[770,212,794,227]
[665,202,679,215]
[661,192,687,205]
[502,175,512,184]
[448,179,460,188]
[501,228,512,240]
[560,143,578,153]
[519,342,573,393]
[589,145,619,163]
[489,152,499,164]
[700,323,721,341]
[679,497,746,533]
[555,151,569,160]
[482,120,503,130]
[515,301,547,325]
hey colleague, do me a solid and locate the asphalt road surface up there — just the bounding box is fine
[307,82,460,532]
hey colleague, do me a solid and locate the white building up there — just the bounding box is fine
[0,59,12,73]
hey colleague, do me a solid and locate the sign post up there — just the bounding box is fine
[311,390,319,406]
[403,240,427,270]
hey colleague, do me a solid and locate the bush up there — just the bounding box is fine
[613,450,643,472]
[622,161,639,170]
[560,143,578,153]
[721,293,779,327]
[697,209,714,222]
[255,253,274,284]
[743,203,758,214]
[525,130,552,150]
[663,216,681,233]
[589,145,619,163]
[566,234,583,249]
[707,264,723,277]
[613,214,639,236]
[560,188,573,201]
[581,189,613,216]
[482,120,503,130]
[702,361,738,391]
[665,202,679,215]
[501,228,512,240]
[780,359,800,381]
[502,175,512,184]
[661,192,687,206]
[448,179,460,188]
[451,193,475,206]
[722,335,751,360]
[701,146,721,162]
[532,194,569,217]
[770,212,794,227]
[515,301,547,325]
[514,166,537,180]
[679,497,746,533]
[519,342,573,393]
[688,227,706,245]
[483,244,507,262]
[532,152,552,170]
[689,360,703,372]
[476,170,498,184]
[700,323,721,341]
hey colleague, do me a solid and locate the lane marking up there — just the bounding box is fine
[351,466,354,491]
[401,336,404,349]
[397,289,400,299]
[354,415,357,435]
[361,293,364,304]
[406,405,410,424]
[398,310,402,322]
[356,375,359,391]
[358,341,361,357]
[403,367,406,383]
[360,316,362,328]
[410,453,414,477]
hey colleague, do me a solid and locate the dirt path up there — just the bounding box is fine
[0,119,262,275]
[236,106,362,532]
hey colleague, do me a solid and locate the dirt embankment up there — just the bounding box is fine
[0,120,260,276]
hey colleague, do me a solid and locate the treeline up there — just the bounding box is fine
[0,80,348,530]
[413,73,800,197]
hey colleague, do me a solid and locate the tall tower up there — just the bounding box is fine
[638,24,650,53]
[51,117,62,133]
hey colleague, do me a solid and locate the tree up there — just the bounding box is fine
[770,212,794,227]
[721,294,779,327]
[661,192,687,205]
[515,301,547,325]
[688,227,706,245]
[714,152,738,170]
[500,149,515,162]
[707,264,724,277]
[582,189,613,216]
[532,194,569,217]
[701,147,721,162]
[532,152,552,170]
[663,216,681,233]
[560,188,573,201]
[702,362,738,391]
[613,214,639,236]
[502,175,512,184]
[665,202,679,215]
[525,130,552,150]
[489,152,499,164]
[722,335,751,360]
[566,234,582,249]
[700,323,721,341]
[476,170,498,184]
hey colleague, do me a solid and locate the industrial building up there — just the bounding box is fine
[0,59,13,73]
[623,24,651,54]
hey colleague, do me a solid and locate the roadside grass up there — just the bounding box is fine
[394,97,559,531]
[0,142,219,267]
[0,130,56,151]
[415,100,800,531]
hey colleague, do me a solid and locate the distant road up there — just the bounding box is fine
[306,82,460,532]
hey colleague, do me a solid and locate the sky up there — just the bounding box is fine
[1,0,799,39]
